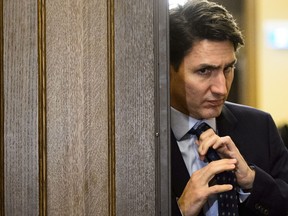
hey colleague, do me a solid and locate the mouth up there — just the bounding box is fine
[205,99,224,107]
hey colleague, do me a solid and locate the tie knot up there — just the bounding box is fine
[188,122,211,139]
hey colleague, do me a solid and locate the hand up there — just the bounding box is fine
[196,129,255,190]
[178,158,237,216]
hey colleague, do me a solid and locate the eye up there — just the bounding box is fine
[197,67,213,76]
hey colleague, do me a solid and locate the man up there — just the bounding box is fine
[169,0,288,215]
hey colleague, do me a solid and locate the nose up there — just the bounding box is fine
[210,71,228,96]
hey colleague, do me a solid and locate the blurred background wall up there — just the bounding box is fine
[256,0,288,126]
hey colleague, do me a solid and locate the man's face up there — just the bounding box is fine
[170,40,236,119]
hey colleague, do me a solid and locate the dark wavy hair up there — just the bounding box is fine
[169,0,244,71]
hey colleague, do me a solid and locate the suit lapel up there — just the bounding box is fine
[171,130,190,198]
[216,104,238,137]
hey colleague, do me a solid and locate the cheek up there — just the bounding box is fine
[226,74,234,91]
[185,77,207,93]
[184,79,197,94]
[184,81,204,102]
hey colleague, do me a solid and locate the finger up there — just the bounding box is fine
[198,134,219,156]
[198,128,215,141]
[209,184,233,195]
[201,159,237,182]
[207,136,238,160]
[196,130,218,151]
[213,136,239,153]
[209,159,237,173]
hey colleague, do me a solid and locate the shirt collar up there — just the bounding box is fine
[170,107,216,141]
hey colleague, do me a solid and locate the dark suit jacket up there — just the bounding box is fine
[279,124,288,149]
[171,102,288,216]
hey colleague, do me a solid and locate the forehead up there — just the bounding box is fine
[184,40,236,66]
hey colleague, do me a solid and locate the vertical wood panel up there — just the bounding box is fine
[0,0,4,214]
[3,0,39,215]
[114,1,156,215]
[107,0,116,215]
[45,0,109,214]
[38,0,47,215]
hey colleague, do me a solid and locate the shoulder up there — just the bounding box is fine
[224,101,270,117]
[221,101,275,127]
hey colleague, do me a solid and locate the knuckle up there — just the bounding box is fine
[223,135,232,142]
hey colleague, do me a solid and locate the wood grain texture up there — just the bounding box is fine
[3,0,39,215]
[114,1,156,215]
[38,0,47,214]
[45,0,109,215]
[0,0,4,214]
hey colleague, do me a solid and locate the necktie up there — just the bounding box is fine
[189,122,239,216]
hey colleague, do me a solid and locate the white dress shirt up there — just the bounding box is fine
[171,107,249,216]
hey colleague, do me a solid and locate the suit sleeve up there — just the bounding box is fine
[243,114,288,216]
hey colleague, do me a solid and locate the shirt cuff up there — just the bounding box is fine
[237,187,251,203]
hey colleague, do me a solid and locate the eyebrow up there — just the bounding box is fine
[198,59,237,70]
